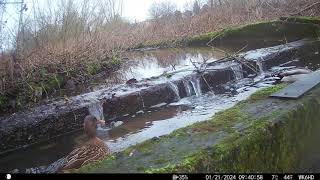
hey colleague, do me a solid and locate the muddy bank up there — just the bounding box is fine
[76,84,320,173]
[0,38,319,156]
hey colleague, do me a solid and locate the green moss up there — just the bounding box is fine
[0,95,9,109]
[77,85,320,173]
[279,16,320,25]
[190,106,247,134]
[247,83,287,102]
[185,20,320,46]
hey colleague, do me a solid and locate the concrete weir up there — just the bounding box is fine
[0,39,319,155]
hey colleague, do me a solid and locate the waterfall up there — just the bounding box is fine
[167,81,180,101]
[230,64,244,80]
[183,80,192,97]
[190,77,202,97]
[88,99,108,131]
[88,101,104,121]
[256,59,264,74]
[138,92,145,109]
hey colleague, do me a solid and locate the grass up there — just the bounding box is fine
[0,0,319,115]
[75,84,312,173]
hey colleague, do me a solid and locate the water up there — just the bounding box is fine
[256,59,265,75]
[167,81,180,101]
[87,99,110,133]
[230,64,244,80]
[121,47,226,81]
[88,101,104,121]
[87,47,226,93]
[190,77,202,97]
[0,45,298,173]
[183,80,192,97]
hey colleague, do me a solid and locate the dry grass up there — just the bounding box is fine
[0,0,319,106]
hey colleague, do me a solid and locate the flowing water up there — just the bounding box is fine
[1,44,319,173]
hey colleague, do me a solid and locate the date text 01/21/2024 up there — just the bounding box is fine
[205,175,263,180]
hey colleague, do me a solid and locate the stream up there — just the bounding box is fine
[0,42,319,173]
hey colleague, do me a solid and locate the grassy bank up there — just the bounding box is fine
[1,16,319,116]
[74,83,320,173]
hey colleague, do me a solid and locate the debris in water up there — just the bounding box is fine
[136,110,144,114]
[129,149,137,157]
[111,121,124,128]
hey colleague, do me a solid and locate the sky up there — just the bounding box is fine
[0,0,198,50]
[122,0,193,22]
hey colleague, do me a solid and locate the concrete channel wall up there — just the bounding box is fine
[0,39,319,155]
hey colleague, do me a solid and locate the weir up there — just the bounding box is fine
[0,39,319,157]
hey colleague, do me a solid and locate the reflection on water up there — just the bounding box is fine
[0,105,185,173]
[107,106,185,140]
[0,48,231,173]
[121,47,226,81]
[87,47,226,92]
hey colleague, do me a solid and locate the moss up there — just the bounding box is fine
[190,106,247,134]
[153,155,169,165]
[279,16,320,25]
[185,20,320,47]
[247,83,287,102]
[77,85,320,173]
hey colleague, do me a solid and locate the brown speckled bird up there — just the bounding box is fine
[59,115,112,172]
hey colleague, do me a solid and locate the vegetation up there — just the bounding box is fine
[75,84,320,173]
[0,0,319,115]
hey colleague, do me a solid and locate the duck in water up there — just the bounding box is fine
[58,115,112,172]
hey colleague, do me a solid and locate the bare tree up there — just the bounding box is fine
[148,1,177,19]
[193,1,201,15]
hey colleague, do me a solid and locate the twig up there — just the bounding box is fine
[290,1,320,16]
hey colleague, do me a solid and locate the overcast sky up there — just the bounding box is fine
[1,0,198,49]
[122,0,193,21]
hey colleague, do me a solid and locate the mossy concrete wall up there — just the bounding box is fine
[184,17,320,50]
[76,84,320,173]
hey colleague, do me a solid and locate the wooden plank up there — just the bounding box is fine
[270,70,320,99]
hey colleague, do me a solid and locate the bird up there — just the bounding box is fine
[58,115,112,172]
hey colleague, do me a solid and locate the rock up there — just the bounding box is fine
[11,169,19,173]
[129,149,137,157]
[111,121,123,128]
[195,106,204,110]
[64,79,77,94]
[136,110,144,114]
[151,136,160,141]
[279,68,312,77]
[281,74,310,83]
[126,78,138,85]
